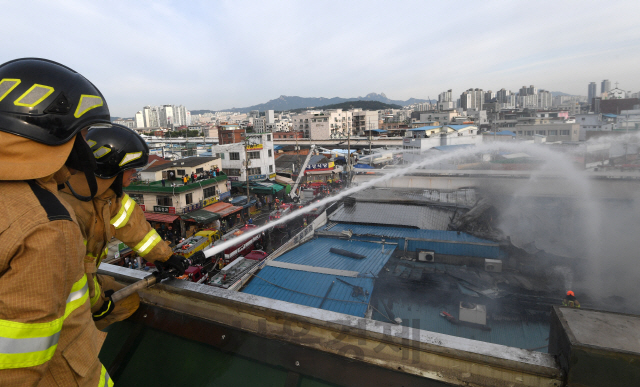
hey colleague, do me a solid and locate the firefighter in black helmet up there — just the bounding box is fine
[0,58,112,385]
[61,124,189,329]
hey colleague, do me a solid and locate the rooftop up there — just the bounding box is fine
[143,156,219,172]
[329,202,455,230]
[241,237,396,317]
[124,173,227,194]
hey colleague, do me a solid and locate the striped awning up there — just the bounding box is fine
[143,213,179,223]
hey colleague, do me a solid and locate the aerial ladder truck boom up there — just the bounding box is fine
[289,144,315,199]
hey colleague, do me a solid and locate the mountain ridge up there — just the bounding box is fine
[193,93,431,114]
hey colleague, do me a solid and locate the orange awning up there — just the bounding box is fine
[204,202,242,217]
[143,213,179,223]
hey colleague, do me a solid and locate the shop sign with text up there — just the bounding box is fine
[246,144,263,150]
[306,161,335,170]
[154,206,176,214]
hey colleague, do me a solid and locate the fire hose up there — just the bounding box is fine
[110,250,207,303]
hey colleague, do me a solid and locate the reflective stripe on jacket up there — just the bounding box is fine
[61,186,173,314]
[0,175,107,386]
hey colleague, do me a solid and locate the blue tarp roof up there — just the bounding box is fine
[446,125,474,131]
[366,129,387,133]
[330,149,357,154]
[273,145,284,150]
[241,237,396,317]
[407,125,441,132]
[495,130,516,136]
[353,163,374,169]
[602,114,617,118]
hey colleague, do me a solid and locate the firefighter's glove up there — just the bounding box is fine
[92,290,115,321]
[155,255,189,277]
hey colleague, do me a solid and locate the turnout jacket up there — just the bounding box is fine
[60,188,172,311]
[0,171,111,386]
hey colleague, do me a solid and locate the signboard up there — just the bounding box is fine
[203,196,219,207]
[183,203,202,214]
[140,204,146,211]
[154,206,176,214]
[246,144,263,150]
[248,174,266,181]
[268,173,276,179]
[228,176,239,181]
[403,138,411,144]
[306,161,335,171]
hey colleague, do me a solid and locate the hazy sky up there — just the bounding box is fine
[3,0,639,116]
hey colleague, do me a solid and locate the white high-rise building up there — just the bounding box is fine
[266,110,275,124]
[460,89,484,110]
[135,111,144,128]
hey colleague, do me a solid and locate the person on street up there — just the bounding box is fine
[61,124,189,329]
[562,290,581,308]
[0,58,114,386]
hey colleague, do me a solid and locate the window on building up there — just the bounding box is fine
[268,149,272,157]
[230,152,240,160]
[548,130,558,135]
[269,165,273,173]
[248,167,261,175]
[537,130,546,135]
[156,196,173,206]
[203,186,217,198]
[177,169,185,176]
[266,134,271,141]
[196,168,203,174]
[185,193,193,205]
[248,151,260,159]
[130,194,144,204]
[225,168,241,176]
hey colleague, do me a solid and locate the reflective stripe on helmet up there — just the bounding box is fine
[13,84,54,107]
[93,146,111,159]
[100,364,115,387]
[74,94,104,118]
[0,78,21,102]
[110,194,135,229]
[0,275,89,369]
[134,229,162,257]
[119,151,143,167]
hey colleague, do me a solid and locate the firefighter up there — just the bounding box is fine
[562,290,581,308]
[61,124,189,329]
[0,58,113,385]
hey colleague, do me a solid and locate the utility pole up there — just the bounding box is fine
[369,122,373,166]
[243,134,252,202]
[347,119,351,186]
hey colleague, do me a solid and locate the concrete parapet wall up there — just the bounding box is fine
[100,264,562,386]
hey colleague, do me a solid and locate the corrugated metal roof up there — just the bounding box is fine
[242,267,374,317]
[329,203,454,230]
[274,237,395,276]
[241,237,395,317]
[446,125,474,131]
[351,188,477,208]
[326,223,497,245]
[407,125,441,131]
[371,297,550,352]
[325,223,499,258]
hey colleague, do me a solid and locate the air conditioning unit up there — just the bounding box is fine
[418,251,435,262]
[484,259,502,273]
[459,302,487,325]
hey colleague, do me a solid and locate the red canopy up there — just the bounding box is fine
[143,213,179,223]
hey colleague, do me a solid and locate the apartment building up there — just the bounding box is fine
[211,133,276,181]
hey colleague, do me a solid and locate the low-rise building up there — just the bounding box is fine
[352,109,379,136]
[291,110,353,139]
[211,133,276,182]
[403,125,481,163]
